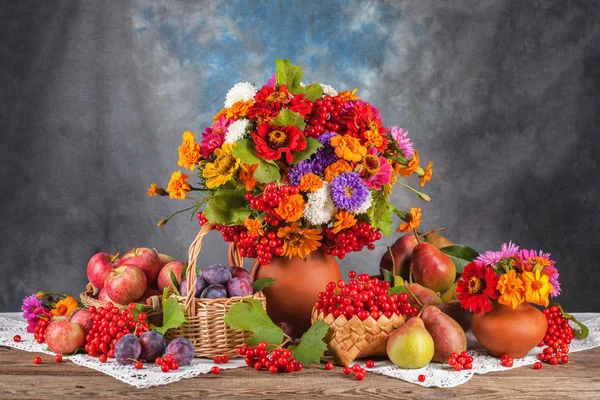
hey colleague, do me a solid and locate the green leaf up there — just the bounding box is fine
[440,245,479,274]
[380,268,394,285]
[232,139,261,164]
[275,59,302,91]
[303,83,323,102]
[270,108,306,132]
[291,138,322,164]
[388,285,409,296]
[180,263,188,283]
[162,287,170,301]
[196,265,202,276]
[203,188,252,225]
[224,299,284,346]
[367,191,394,236]
[151,296,186,335]
[251,278,277,293]
[170,270,181,296]
[254,160,281,183]
[557,304,589,340]
[288,320,329,364]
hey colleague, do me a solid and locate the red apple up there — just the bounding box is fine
[118,248,161,286]
[155,249,176,267]
[105,265,147,304]
[87,252,120,289]
[45,321,86,355]
[138,288,162,304]
[98,288,117,303]
[158,261,185,292]
[69,309,93,333]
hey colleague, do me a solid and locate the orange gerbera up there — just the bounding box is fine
[277,222,322,258]
[420,161,433,187]
[496,269,525,309]
[51,296,78,317]
[167,170,191,200]
[213,100,253,121]
[397,208,422,233]
[398,149,420,178]
[298,173,323,193]
[324,159,353,182]
[332,211,357,234]
[240,163,258,191]
[148,183,158,197]
[244,218,264,238]
[338,89,359,102]
[330,135,367,162]
[177,131,201,171]
[275,193,305,222]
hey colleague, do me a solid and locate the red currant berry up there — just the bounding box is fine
[268,365,278,374]
[99,354,107,363]
[161,364,170,373]
[418,374,426,382]
[453,363,463,371]
[214,356,222,364]
[54,354,62,363]
[295,363,303,371]
[343,366,352,375]
[221,355,229,363]
[170,362,179,371]
[534,362,542,370]
[13,335,21,342]
[325,362,333,370]
[464,363,473,370]
[348,271,357,279]
[134,361,143,370]
[128,302,136,310]
[561,355,569,363]
[355,371,366,381]
[504,359,514,367]
[155,357,164,366]
[33,356,42,364]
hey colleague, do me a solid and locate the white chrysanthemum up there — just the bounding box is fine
[224,82,258,108]
[356,191,373,214]
[224,118,250,144]
[320,84,338,97]
[303,181,336,225]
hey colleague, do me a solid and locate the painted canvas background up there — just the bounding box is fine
[1,0,599,311]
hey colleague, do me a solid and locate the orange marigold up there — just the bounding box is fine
[364,122,384,148]
[398,149,420,178]
[167,170,191,200]
[420,161,433,187]
[213,100,253,121]
[330,135,367,162]
[338,89,359,102]
[240,163,258,191]
[275,193,305,222]
[332,211,357,234]
[277,222,322,258]
[397,208,422,233]
[324,159,353,182]
[147,183,158,197]
[51,296,78,317]
[177,131,201,171]
[244,218,264,238]
[298,173,323,193]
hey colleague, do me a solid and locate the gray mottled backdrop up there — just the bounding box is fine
[1,0,599,311]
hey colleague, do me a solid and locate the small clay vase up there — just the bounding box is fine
[471,301,548,358]
[250,249,341,338]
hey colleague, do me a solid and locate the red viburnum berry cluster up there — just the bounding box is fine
[342,363,367,380]
[322,222,382,259]
[213,355,230,364]
[34,319,49,344]
[305,96,345,138]
[537,305,574,365]
[448,351,473,371]
[314,271,418,320]
[155,354,179,372]
[238,342,303,374]
[84,303,149,358]
[500,353,514,367]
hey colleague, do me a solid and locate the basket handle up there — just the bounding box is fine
[184,224,244,316]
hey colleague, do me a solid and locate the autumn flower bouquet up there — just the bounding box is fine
[149,59,432,265]
[457,242,561,314]
[22,292,79,333]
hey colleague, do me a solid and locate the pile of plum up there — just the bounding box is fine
[180,264,254,299]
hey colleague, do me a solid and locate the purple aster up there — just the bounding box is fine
[311,146,338,176]
[288,160,315,186]
[22,294,41,320]
[389,126,415,160]
[317,131,337,145]
[548,272,561,297]
[330,172,369,212]
[475,241,520,266]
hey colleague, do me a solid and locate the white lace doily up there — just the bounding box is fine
[2,316,599,388]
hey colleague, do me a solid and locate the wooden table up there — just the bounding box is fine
[1,313,599,399]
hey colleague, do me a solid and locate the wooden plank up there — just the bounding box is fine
[0,346,599,399]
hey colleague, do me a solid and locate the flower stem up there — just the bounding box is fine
[397,182,431,202]
[158,205,196,227]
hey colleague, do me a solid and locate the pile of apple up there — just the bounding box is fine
[87,248,184,305]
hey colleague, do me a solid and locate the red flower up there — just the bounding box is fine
[341,101,388,151]
[251,123,307,163]
[249,84,313,121]
[457,262,500,314]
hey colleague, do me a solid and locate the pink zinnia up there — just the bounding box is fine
[200,116,231,158]
[266,73,276,88]
[389,126,414,160]
[362,147,392,190]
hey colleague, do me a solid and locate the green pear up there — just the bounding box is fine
[386,316,434,369]
[405,282,442,307]
[421,306,467,363]
[412,242,456,293]
[440,282,458,303]
[424,232,453,249]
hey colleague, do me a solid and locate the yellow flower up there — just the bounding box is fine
[202,143,241,189]
[496,270,525,309]
[419,161,433,187]
[332,211,357,234]
[330,135,367,162]
[338,89,359,102]
[213,100,253,121]
[167,170,191,200]
[177,131,201,171]
[239,163,258,191]
[51,296,78,317]
[244,218,264,238]
[398,149,420,178]
[522,269,552,307]
[324,159,353,182]
[527,256,553,272]
[147,183,158,197]
[275,193,305,223]
[397,208,422,233]
[277,222,322,258]
[364,121,384,148]
[299,173,324,193]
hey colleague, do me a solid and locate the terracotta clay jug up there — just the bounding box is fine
[471,301,547,358]
[250,249,341,338]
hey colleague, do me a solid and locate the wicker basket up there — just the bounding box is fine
[311,308,406,366]
[164,223,267,359]
[80,284,164,326]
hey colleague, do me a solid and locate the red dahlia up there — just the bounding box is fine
[457,261,499,314]
[251,123,307,163]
